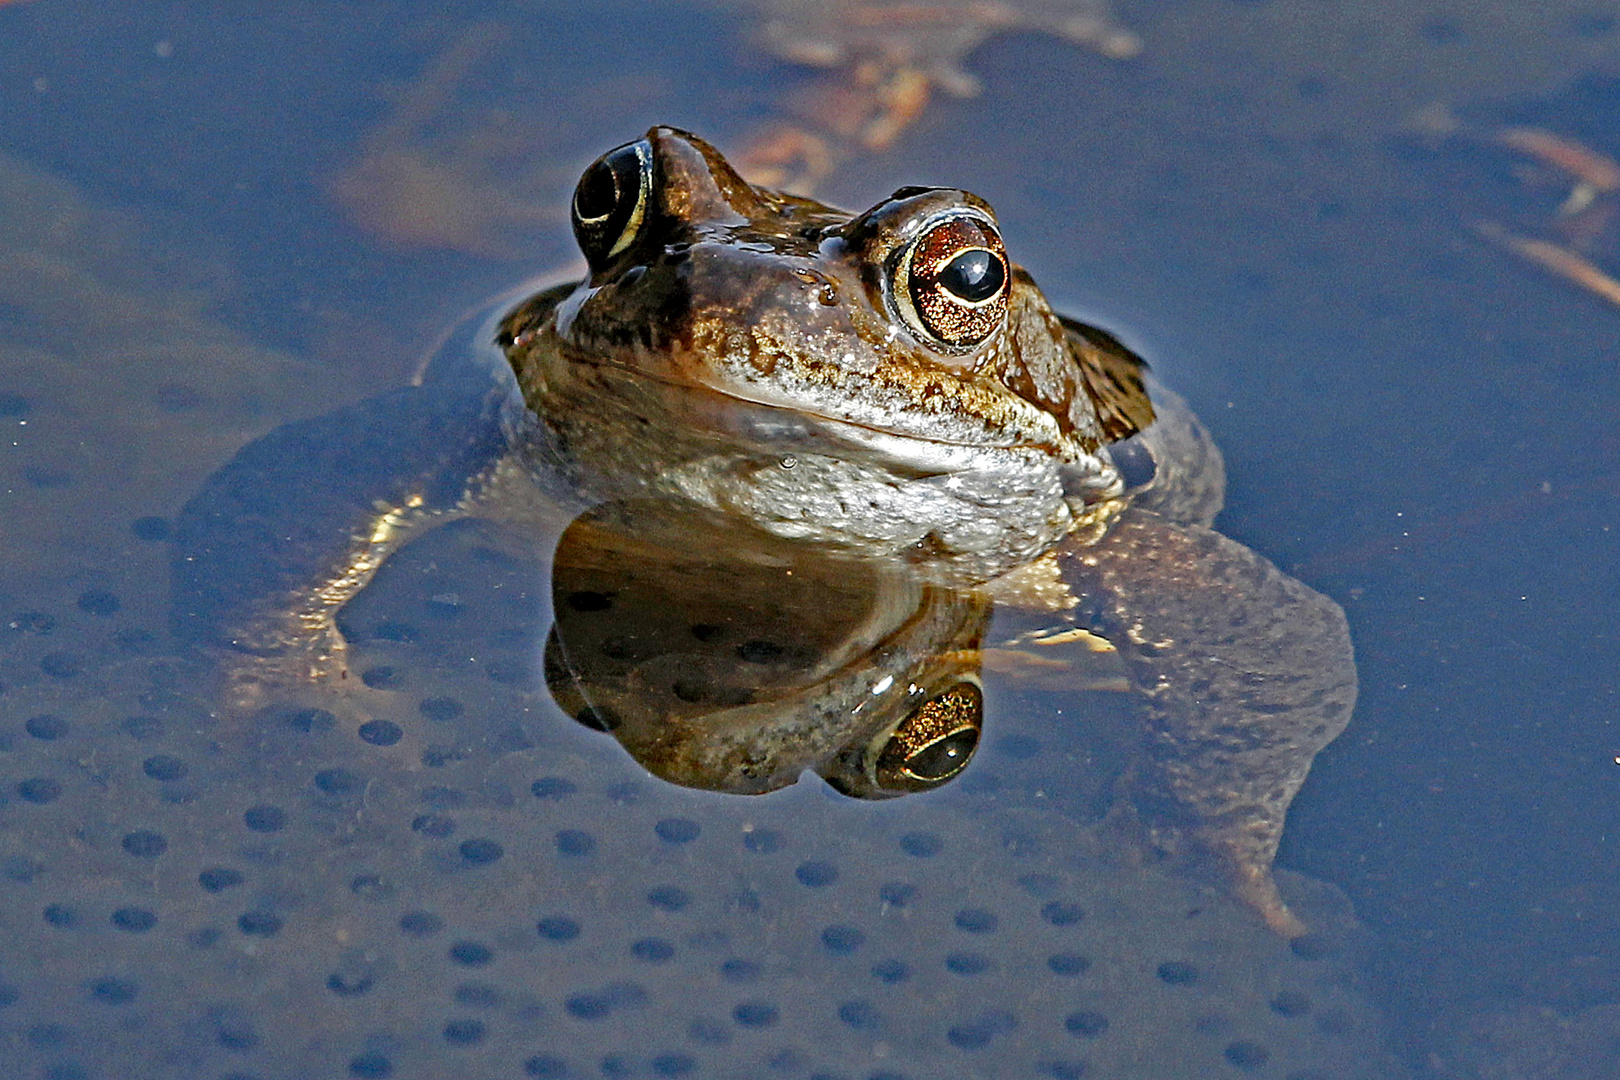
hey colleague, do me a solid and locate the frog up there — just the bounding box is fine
[173,126,1355,937]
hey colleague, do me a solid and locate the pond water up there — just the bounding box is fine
[2,2,1618,1078]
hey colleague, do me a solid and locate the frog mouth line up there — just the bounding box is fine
[559,353,1068,461]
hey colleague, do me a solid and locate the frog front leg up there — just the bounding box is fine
[169,377,562,711]
[1061,509,1357,936]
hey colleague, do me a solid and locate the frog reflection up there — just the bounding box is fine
[544,499,991,799]
[175,127,1354,936]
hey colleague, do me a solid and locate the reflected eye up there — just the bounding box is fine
[872,679,983,792]
[891,214,1010,349]
[571,139,654,271]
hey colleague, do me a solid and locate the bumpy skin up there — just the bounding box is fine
[174,127,1353,935]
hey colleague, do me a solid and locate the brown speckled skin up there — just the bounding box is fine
[501,128,1153,582]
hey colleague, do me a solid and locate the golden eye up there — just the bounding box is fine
[891,214,1009,349]
[571,139,653,271]
[872,679,983,792]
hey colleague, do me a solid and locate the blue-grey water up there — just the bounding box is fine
[2,2,1618,1078]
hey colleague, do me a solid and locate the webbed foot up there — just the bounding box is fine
[1066,508,1356,935]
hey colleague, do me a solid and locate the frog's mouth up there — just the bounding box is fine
[554,352,1080,478]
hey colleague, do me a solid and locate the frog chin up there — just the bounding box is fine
[527,356,1107,573]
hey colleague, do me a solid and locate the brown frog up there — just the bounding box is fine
[175,127,1354,935]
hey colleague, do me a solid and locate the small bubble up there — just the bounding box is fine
[122,830,167,858]
[1156,961,1199,985]
[899,832,942,858]
[1224,1041,1270,1070]
[720,959,761,984]
[418,697,464,722]
[795,861,838,887]
[820,926,865,954]
[398,911,442,937]
[110,907,156,933]
[530,776,576,800]
[555,829,595,856]
[88,977,136,1003]
[536,916,581,942]
[442,1019,485,1046]
[199,868,244,893]
[654,818,700,844]
[237,911,282,937]
[687,1017,731,1045]
[142,755,188,781]
[357,720,402,746]
[1270,991,1312,1018]
[314,768,363,795]
[870,959,909,984]
[948,1023,994,1049]
[1041,901,1085,926]
[411,814,455,838]
[121,715,164,740]
[42,904,77,928]
[954,909,997,934]
[838,1001,879,1030]
[878,882,916,908]
[349,875,394,901]
[17,777,61,804]
[360,666,402,690]
[370,621,418,643]
[454,983,501,1007]
[214,1017,259,1051]
[348,1053,393,1078]
[732,1002,778,1028]
[944,952,990,975]
[647,885,689,912]
[1047,953,1091,977]
[242,806,285,833]
[326,973,374,997]
[631,938,674,963]
[651,1053,695,1077]
[458,838,503,866]
[449,941,493,966]
[1065,1011,1109,1038]
[742,828,781,854]
[565,993,611,1020]
[25,714,68,740]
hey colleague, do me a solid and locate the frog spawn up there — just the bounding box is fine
[0,525,1401,1080]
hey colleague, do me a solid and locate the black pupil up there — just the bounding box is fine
[906,730,979,781]
[938,249,1004,303]
[575,155,627,221]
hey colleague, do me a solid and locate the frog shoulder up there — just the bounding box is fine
[1060,315,1156,443]
[1115,379,1225,528]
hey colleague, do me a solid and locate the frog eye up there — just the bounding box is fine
[891,214,1009,350]
[572,139,654,271]
[871,678,983,793]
